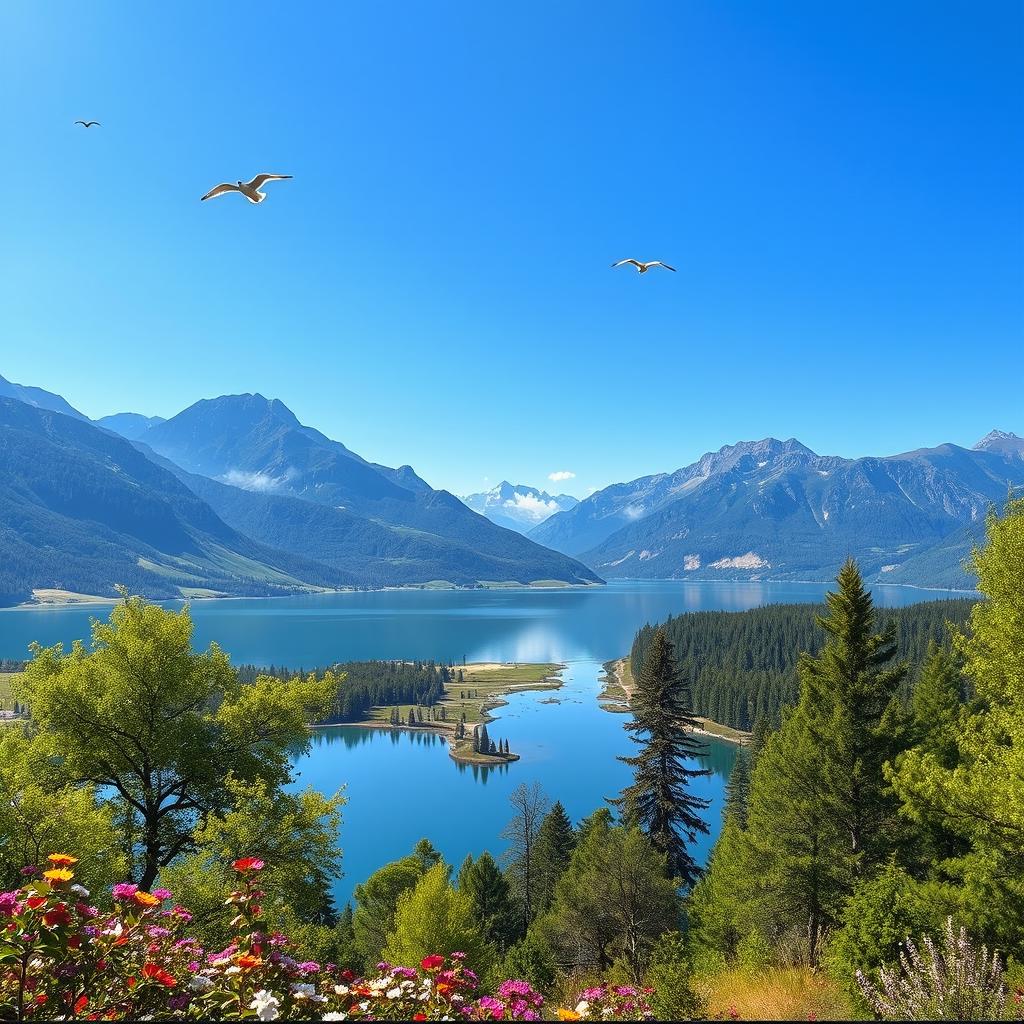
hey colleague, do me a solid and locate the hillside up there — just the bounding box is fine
[459,481,578,533]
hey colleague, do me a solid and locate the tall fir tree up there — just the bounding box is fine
[457,851,515,951]
[723,746,752,829]
[532,800,577,915]
[910,642,963,766]
[613,626,710,886]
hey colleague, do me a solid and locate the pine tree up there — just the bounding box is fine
[614,626,710,886]
[477,724,490,756]
[489,740,497,754]
[458,851,514,950]
[532,800,576,915]
[407,708,416,726]
[798,558,907,873]
[910,643,962,766]
[723,746,751,828]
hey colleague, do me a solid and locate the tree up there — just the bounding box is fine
[532,800,576,916]
[383,861,494,974]
[538,813,680,981]
[458,851,515,950]
[18,595,338,889]
[723,747,752,829]
[352,839,441,968]
[502,782,551,934]
[477,724,490,756]
[160,776,344,949]
[614,626,709,886]
[889,499,1024,950]
[910,643,963,767]
[797,559,908,874]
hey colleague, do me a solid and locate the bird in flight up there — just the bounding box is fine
[74,120,101,128]
[201,174,293,204]
[611,259,677,274]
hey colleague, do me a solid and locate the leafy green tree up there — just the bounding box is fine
[160,776,344,949]
[538,813,680,981]
[458,851,515,950]
[498,931,556,990]
[614,626,709,886]
[532,801,576,915]
[383,861,494,974]
[889,499,1024,951]
[0,729,127,893]
[352,839,440,967]
[18,596,337,888]
[644,931,703,1021]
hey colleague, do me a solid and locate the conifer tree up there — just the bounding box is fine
[458,851,515,950]
[723,747,751,828]
[614,626,710,886]
[477,724,490,756]
[910,643,963,766]
[532,800,576,915]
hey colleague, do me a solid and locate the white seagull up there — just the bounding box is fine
[200,174,293,204]
[611,259,677,274]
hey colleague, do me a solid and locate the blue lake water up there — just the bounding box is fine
[0,580,961,905]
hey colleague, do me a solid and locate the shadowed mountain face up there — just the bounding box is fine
[530,435,1024,586]
[95,412,166,439]
[0,374,88,421]
[140,394,601,587]
[460,482,578,534]
[0,398,353,604]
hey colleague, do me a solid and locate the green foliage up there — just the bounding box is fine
[644,931,703,1020]
[0,729,127,893]
[497,931,556,991]
[18,596,338,888]
[615,626,709,886]
[159,776,344,950]
[383,862,495,975]
[537,814,680,981]
[889,499,1024,954]
[532,801,576,917]
[458,851,515,951]
[352,839,441,968]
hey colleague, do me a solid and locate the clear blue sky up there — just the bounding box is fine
[2,2,1021,499]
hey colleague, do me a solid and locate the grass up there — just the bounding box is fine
[696,966,859,1021]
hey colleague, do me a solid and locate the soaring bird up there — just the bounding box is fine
[611,259,676,274]
[74,120,101,128]
[200,174,293,204]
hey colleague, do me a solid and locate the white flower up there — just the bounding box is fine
[291,982,325,1001]
[575,1000,591,1017]
[333,984,350,996]
[188,975,214,992]
[323,1015,349,1022]
[70,884,90,897]
[386,987,403,999]
[250,990,281,1022]
[224,965,241,975]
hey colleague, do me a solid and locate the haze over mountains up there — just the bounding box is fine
[529,432,1024,589]
[459,482,578,534]
[0,375,600,604]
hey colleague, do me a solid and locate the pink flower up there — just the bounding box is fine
[111,883,138,901]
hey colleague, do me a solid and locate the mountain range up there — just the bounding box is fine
[459,482,578,533]
[529,431,1024,589]
[0,376,601,604]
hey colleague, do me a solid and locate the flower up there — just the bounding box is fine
[421,954,446,971]
[250,989,281,1021]
[236,953,263,970]
[46,854,79,867]
[141,962,177,987]
[132,890,162,908]
[41,903,73,927]
[231,857,266,872]
[151,888,173,900]
[557,1012,581,1022]
[42,868,74,884]
[111,883,138,901]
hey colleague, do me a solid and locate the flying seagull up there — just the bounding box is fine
[74,120,101,128]
[200,174,293,204]
[611,259,676,274]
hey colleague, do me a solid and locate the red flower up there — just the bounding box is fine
[42,903,72,927]
[141,962,177,987]
[231,857,266,873]
[421,954,445,971]
[26,897,46,911]
[74,996,88,1014]
[414,1016,427,1022]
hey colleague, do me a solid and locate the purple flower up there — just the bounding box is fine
[0,892,23,917]
[151,888,173,901]
[297,961,321,974]
[20,865,39,878]
[111,883,138,901]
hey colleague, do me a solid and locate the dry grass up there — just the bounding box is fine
[696,966,859,1021]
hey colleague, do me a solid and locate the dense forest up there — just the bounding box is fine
[630,598,977,730]
[237,659,451,722]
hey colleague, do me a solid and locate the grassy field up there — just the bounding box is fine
[696,967,859,1021]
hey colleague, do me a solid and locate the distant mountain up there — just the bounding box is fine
[532,435,1024,587]
[0,397,355,605]
[141,394,601,588]
[96,412,166,439]
[460,482,578,534]
[0,373,88,421]
[973,429,1024,459]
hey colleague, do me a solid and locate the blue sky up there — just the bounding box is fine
[2,2,1021,499]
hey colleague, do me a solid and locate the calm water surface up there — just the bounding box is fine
[0,581,958,905]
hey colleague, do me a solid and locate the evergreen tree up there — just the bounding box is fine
[797,558,908,873]
[613,626,710,886]
[910,643,963,766]
[532,800,576,915]
[723,746,752,829]
[477,723,490,756]
[457,851,515,950]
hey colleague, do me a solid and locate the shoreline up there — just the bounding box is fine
[312,662,565,766]
[599,656,752,746]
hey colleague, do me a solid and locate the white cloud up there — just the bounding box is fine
[622,503,646,520]
[548,470,576,482]
[503,492,561,523]
[219,467,297,493]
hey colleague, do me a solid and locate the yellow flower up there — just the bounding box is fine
[47,854,79,867]
[557,1011,581,1021]
[132,891,161,908]
[42,868,74,884]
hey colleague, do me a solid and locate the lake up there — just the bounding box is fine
[0,580,961,905]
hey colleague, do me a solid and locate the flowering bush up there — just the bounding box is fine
[0,853,654,1021]
[556,983,654,1021]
